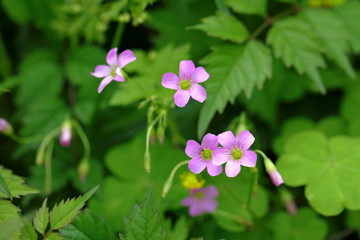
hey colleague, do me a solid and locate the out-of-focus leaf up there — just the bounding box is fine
[165,217,188,240]
[59,209,114,240]
[0,200,22,239]
[267,16,327,93]
[277,131,360,216]
[1,0,32,23]
[45,232,63,240]
[20,222,37,240]
[224,0,267,16]
[346,210,360,234]
[190,12,249,43]
[269,208,328,240]
[198,40,272,137]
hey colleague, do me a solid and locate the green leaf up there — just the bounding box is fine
[0,166,39,199]
[190,12,250,43]
[45,232,63,240]
[20,223,37,240]
[121,188,165,240]
[277,131,360,215]
[1,0,32,23]
[0,171,12,199]
[34,199,49,235]
[49,185,99,230]
[165,217,188,240]
[224,0,267,16]
[346,210,360,234]
[269,208,328,240]
[198,40,272,137]
[267,16,327,93]
[59,209,114,240]
[0,200,21,225]
[301,9,356,79]
[0,200,22,239]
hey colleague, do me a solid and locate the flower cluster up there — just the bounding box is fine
[185,130,257,178]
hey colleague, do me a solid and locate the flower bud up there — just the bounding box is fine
[264,158,284,187]
[156,126,165,144]
[78,159,90,182]
[280,188,297,215]
[0,118,13,135]
[60,121,72,147]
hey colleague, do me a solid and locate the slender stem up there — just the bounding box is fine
[111,23,125,47]
[162,160,190,197]
[326,229,355,240]
[44,141,54,194]
[144,114,161,172]
[124,73,151,98]
[9,133,43,144]
[212,210,253,228]
[36,127,61,165]
[246,167,258,208]
[71,120,91,161]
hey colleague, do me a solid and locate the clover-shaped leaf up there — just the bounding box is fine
[277,131,360,216]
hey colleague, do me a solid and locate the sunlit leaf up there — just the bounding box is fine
[224,0,267,16]
[34,198,49,235]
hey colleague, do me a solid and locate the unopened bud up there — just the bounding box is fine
[157,126,165,144]
[264,158,284,187]
[78,159,90,182]
[280,188,297,215]
[0,118,13,135]
[60,121,72,147]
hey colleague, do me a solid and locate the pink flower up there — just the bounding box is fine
[264,158,284,187]
[213,131,257,177]
[161,60,209,107]
[60,123,71,147]
[0,118,10,133]
[91,48,136,93]
[181,185,218,216]
[185,133,223,176]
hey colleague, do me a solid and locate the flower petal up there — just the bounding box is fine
[181,196,193,206]
[202,198,218,213]
[179,60,195,80]
[91,65,111,78]
[203,185,219,198]
[188,157,207,174]
[113,75,125,82]
[174,90,190,107]
[240,150,257,167]
[212,148,230,166]
[269,170,284,187]
[189,204,205,216]
[191,67,209,83]
[189,84,207,103]
[118,49,136,68]
[236,130,255,151]
[185,140,202,158]
[206,164,222,176]
[225,160,241,177]
[218,131,236,149]
[106,48,118,66]
[201,133,218,149]
[97,76,113,93]
[162,73,179,90]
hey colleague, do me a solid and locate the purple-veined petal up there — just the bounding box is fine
[189,84,207,103]
[240,150,257,167]
[191,67,210,83]
[236,130,255,151]
[201,133,218,149]
[179,60,195,80]
[188,157,207,174]
[106,48,118,66]
[203,185,219,198]
[113,75,125,82]
[212,148,230,166]
[174,90,190,107]
[181,196,193,206]
[91,65,111,78]
[118,49,136,68]
[202,198,218,213]
[225,160,241,177]
[97,76,113,93]
[185,140,202,158]
[218,131,236,149]
[189,205,205,216]
[206,164,222,176]
[162,73,179,90]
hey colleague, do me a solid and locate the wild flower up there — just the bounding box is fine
[161,60,209,107]
[59,121,72,147]
[181,185,218,216]
[0,118,11,134]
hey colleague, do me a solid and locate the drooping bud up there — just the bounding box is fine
[156,126,165,144]
[0,118,13,135]
[264,157,284,187]
[78,159,90,182]
[280,187,297,215]
[59,121,72,147]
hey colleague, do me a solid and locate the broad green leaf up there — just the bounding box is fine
[224,0,267,16]
[0,200,21,224]
[20,223,37,240]
[269,208,328,240]
[0,200,22,239]
[277,131,360,215]
[0,166,39,199]
[335,1,360,53]
[45,232,63,240]
[198,40,272,137]
[190,12,249,43]
[0,171,12,199]
[49,185,99,230]
[34,199,49,235]
[59,209,114,240]
[267,16,327,93]
[121,188,165,240]
[1,0,32,23]
[301,9,356,79]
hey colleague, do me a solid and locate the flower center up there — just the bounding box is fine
[179,79,192,90]
[201,149,213,160]
[194,191,204,199]
[231,148,243,160]
[111,66,119,78]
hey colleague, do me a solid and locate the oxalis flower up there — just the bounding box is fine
[213,130,257,177]
[59,121,72,147]
[181,185,218,217]
[185,133,223,176]
[91,48,136,93]
[161,60,209,107]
